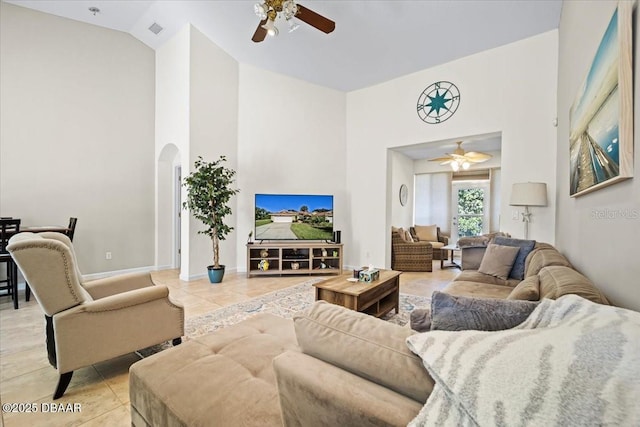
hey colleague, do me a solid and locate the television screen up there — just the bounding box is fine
[255,194,334,241]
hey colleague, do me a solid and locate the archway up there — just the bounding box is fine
[157,144,181,269]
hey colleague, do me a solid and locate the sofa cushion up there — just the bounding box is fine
[293,300,433,403]
[507,275,540,301]
[429,291,539,331]
[525,248,572,277]
[493,237,536,280]
[453,270,520,287]
[443,280,514,300]
[414,225,438,242]
[478,244,520,280]
[538,266,609,304]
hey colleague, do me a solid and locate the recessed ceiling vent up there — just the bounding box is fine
[148,22,163,35]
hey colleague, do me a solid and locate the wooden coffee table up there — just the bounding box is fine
[313,270,401,317]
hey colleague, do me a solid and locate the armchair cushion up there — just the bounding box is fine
[413,225,438,242]
[83,272,157,299]
[294,301,433,403]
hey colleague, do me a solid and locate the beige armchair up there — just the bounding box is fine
[7,232,184,399]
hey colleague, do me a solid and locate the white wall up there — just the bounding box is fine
[155,25,239,280]
[188,26,239,278]
[387,150,415,265]
[556,1,640,311]
[346,31,559,268]
[155,26,190,272]
[236,64,347,271]
[0,3,155,274]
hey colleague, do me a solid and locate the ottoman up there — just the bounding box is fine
[129,313,298,427]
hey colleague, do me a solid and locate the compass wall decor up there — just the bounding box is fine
[416,81,460,124]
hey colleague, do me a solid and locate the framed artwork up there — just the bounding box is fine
[569,2,633,197]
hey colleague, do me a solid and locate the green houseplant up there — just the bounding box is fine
[183,155,239,283]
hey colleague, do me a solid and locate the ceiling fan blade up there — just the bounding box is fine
[465,152,493,161]
[296,4,335,34]
[428,156,453,163]
[251,19,268,42]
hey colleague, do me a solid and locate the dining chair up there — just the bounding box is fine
[66,217,78,241]
[1,218,21,309]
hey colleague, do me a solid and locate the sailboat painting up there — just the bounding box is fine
[569,3,633,197]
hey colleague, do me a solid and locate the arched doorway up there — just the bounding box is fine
[157,144,181,269]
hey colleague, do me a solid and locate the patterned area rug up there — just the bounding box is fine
[138,278,430,356]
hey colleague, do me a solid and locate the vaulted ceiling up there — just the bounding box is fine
[4,0,563,91]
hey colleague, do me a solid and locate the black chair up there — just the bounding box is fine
[1,218,21,309]
[66,217,78,242]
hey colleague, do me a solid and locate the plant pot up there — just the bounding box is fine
[207,265,225,283]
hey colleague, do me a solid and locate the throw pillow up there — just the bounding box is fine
[409,308,431,332]
[414,224,438,242]
[477,243,520,280]
[507,275,540,301]
[406,295,640,426]
[429,291,539,331]
[493,236,536,280]
[403,229,414,242]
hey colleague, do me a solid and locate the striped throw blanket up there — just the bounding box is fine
[406,294,640,426]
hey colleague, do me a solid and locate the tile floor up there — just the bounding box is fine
[0,262,457,426]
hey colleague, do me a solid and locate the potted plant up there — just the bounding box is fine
[183,155,239,283]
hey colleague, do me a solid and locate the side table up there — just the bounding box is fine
[440,244,461,269]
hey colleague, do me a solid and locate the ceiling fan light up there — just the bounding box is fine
[287,17,300,33]
[282,0,298,18]
[254,3,268,20]
[261,19,279,36]
[451,161,460,172]
[462,161,470,170]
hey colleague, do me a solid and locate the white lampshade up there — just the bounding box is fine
[510,182,547,207]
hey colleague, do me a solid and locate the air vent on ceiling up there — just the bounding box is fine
[148,22,163,35]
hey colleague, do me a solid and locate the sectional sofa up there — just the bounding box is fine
[445,240,609,304]
[129,242,612,426]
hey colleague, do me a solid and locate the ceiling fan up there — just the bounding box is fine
[252,0,335,42]
[428,141,492,171]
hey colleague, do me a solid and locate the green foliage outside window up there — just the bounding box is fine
[457,188,484,237]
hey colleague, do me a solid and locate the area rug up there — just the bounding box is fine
[138,278,431,357]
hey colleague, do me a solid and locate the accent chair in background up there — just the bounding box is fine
[410,225,449,260]
[391,227,433,272]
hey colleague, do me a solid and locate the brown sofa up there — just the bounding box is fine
[444,241,609,304]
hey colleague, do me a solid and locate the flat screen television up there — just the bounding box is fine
[254,194,334,241]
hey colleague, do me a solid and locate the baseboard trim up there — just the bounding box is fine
[82,265,162,281]
[180,266,238,282]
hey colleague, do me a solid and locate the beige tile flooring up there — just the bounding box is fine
[0,262,457,426]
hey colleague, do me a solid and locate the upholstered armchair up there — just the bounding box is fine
[391,230,433,272]
[410,225,449,260]
[7,232,184,399]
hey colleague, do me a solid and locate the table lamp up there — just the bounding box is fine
[509,182,547,239]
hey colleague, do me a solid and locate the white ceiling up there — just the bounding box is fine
[4,0,563,92]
